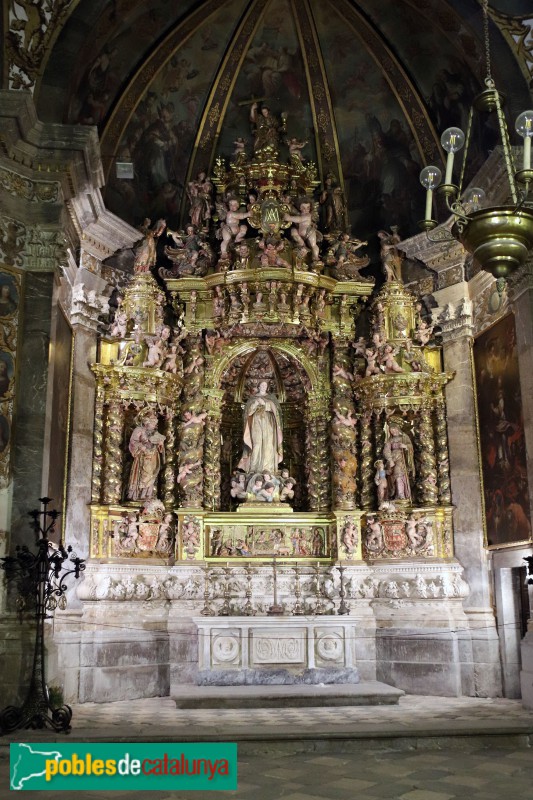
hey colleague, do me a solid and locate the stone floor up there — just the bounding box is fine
[1,695,533,798]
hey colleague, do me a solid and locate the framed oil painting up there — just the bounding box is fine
[473,313,532,547]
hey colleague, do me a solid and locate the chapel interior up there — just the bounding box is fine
[1,0,533,716]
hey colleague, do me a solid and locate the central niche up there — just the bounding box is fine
[219,347,311,511]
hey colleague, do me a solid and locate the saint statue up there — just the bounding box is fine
[382,420,414,501]
[237,381,283,475]
[133,218,167,273]
[249,102,286,155]
[127,410,166,501]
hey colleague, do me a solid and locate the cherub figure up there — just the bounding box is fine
[213,285,225,317]
[230,471,247,500]
[415,318,434,346]
[122,513,139,550]
[233,137,247,160]
[365,348,380,377]
[109,297,128,339]
[405,515,420,549]
[143,335,167,368]
[334,408,357,428]
[286,136,308,162]
[280,479,295,502]
[182,410,207,428]
[284,200,322,262]
[258,236,291,268]
[380,343,404,374]
[216,197,250,257]
[163,344,182,374]
[177,459,202,484]
[156,513,174,553]
[341,517,358,556]
[235,241,251,269]
[365,516,384,552]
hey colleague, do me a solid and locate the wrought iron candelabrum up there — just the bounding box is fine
[0,498,85,734]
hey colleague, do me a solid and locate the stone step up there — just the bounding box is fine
[174,680,404,709]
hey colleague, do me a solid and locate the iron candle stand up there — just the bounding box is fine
[0,498,85,734]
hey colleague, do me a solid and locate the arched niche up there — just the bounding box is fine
[211,341,321,511]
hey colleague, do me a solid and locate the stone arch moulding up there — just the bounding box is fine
[204,338,325,398]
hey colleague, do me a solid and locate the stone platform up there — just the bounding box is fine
[174,681,404,708]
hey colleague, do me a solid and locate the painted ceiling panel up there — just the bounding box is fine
[216,0,318,168]
[314,0,425,237]
[102,0,248,227]
[23,0,530,233]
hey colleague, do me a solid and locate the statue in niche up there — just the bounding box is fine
[127,409,165,501]
[237,381,283,475]
[382,419,414,502]
[133,218,167,273]
[250,102,286,155]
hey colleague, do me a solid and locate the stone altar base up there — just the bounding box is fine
[197,666,360,686]
[174,682,404,709]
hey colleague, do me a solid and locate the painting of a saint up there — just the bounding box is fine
[0,352,14,397]
[474,314,531,546]
[0,274,18,317]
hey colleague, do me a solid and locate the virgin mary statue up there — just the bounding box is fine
[237,381,283,474]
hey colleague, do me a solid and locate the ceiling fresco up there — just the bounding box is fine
[4,0,529,239]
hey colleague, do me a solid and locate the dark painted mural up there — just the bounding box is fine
[31,0,530,237]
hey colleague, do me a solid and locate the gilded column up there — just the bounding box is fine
[163,412,177,507]
[102,400,125,505]
[177,335,205,508]
[359,411,373,509]
[306,395,330,512]
[91,385,105,503]
[434,398,451,504]
[417,401,438,505]
[203,389,224,511]
[331,341,357,510]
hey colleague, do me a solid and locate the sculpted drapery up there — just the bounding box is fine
[238,381,283,475]
[127,411,165,500]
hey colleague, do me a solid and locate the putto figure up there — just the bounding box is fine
[238,381,283,475]
[216,197,250,257]
[284,199,322,262]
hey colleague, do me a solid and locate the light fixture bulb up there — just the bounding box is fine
[420,166,442,190]
[441,127,465,154]
[515,111,533,139]
[463,187,486,212]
